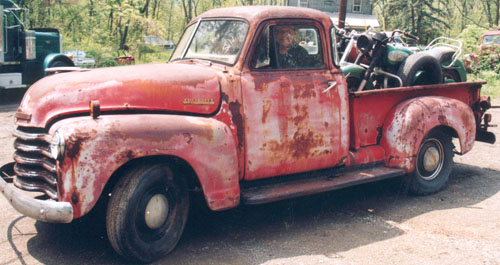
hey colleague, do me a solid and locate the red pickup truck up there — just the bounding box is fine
[0,6,495,262]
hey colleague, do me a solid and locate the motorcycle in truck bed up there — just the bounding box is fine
[0,6,495,262]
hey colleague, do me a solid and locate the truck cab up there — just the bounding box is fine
[0,0,73,90]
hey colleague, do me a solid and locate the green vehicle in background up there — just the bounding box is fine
[0,0,74,90]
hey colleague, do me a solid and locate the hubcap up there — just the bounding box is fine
[144,194,170,230]
[423,146,440,172]
[417,138,444,181]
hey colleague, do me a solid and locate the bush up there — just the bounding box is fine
[458,24,488,54]
[98,58,119,67]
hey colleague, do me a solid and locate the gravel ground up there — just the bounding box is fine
[0,89,499,265]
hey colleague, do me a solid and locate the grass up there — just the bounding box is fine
[469,71,500,99]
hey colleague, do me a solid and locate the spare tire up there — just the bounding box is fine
[425,47,455,66]
[397,52,443,86]
[425,47,464,82]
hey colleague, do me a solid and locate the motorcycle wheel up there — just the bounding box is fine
[397,53,443,87]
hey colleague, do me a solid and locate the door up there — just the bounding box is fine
[241,21,346,180]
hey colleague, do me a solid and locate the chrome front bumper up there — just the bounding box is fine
[0,162,73,223]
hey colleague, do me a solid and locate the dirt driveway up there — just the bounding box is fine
[0,89,499,265]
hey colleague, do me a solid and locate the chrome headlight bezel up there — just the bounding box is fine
[50,130,65,160]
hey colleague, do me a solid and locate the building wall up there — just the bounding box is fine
[288,0,372,15]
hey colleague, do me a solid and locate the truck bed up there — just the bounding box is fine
[349,81,485,150]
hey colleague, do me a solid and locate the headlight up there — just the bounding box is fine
[50,130,65,160]
[356,34,373,54]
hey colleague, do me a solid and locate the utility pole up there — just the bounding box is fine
[338,0,347,28]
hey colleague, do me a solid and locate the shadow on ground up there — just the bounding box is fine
[0,88,26,112]
[5,163,498,265]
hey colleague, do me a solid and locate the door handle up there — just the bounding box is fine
[322,81,337,94]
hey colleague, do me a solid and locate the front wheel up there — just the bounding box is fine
[106,163,189,262]
[408,130,454,195]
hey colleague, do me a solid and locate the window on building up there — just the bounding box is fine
[298,0,308,8]
[353,0,362,13]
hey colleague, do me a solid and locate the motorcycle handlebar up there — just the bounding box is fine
[392,29,419,41]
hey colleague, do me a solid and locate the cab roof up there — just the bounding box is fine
[194,6,333,26]
[483,29,500,36]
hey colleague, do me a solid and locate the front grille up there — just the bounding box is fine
[12,127,58,200]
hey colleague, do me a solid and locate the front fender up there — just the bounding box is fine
[381,96,476,172]
[50,114,239,219]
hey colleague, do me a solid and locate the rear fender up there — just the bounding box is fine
[381,96,476,172]
[50,114,239,219]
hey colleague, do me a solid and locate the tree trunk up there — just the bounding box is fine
[168,0,174,40]
[89,0,94,17]
[495,0,500,26]
[410,4,416,35]
[482,0,493,27]
[141,0,150,17]
[181,0,193,25]
[119,20,130,50]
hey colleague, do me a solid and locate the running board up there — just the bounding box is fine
[242,166,405,205]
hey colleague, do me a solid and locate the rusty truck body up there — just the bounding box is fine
[0,6,495,262]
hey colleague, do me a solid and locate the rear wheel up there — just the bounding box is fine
[408,130,454,195]
[106,163,189,262]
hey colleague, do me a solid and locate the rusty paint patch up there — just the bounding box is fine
[221,92,229,103]
[71,192,79,205]
[229,101,244,150]
[264,130,325,159]
[183,133,193,144]
[116,150,137,162]
[66,132,92,159]
[291,104,309,126]
[262,100,272,123]
[293,83,316,99]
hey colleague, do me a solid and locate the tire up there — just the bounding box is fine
[49,60,70,67]
[46,60,72,75]
[397,52,443,86]
[426,47,463,83]
[408,130,454,195]
[106,163,189,262]
[443,69,461,83]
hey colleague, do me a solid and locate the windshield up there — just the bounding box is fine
[170,20,249,65]
[483,35,500,45]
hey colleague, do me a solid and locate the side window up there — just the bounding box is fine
[251,24,324,70]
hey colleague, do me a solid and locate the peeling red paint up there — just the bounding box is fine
[16,63,222,128]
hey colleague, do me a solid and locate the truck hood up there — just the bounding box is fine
[16,63,221,127]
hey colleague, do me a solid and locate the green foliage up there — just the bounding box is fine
[469,71,500,98]
[458,24,488,54]
[99,58,119,67]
